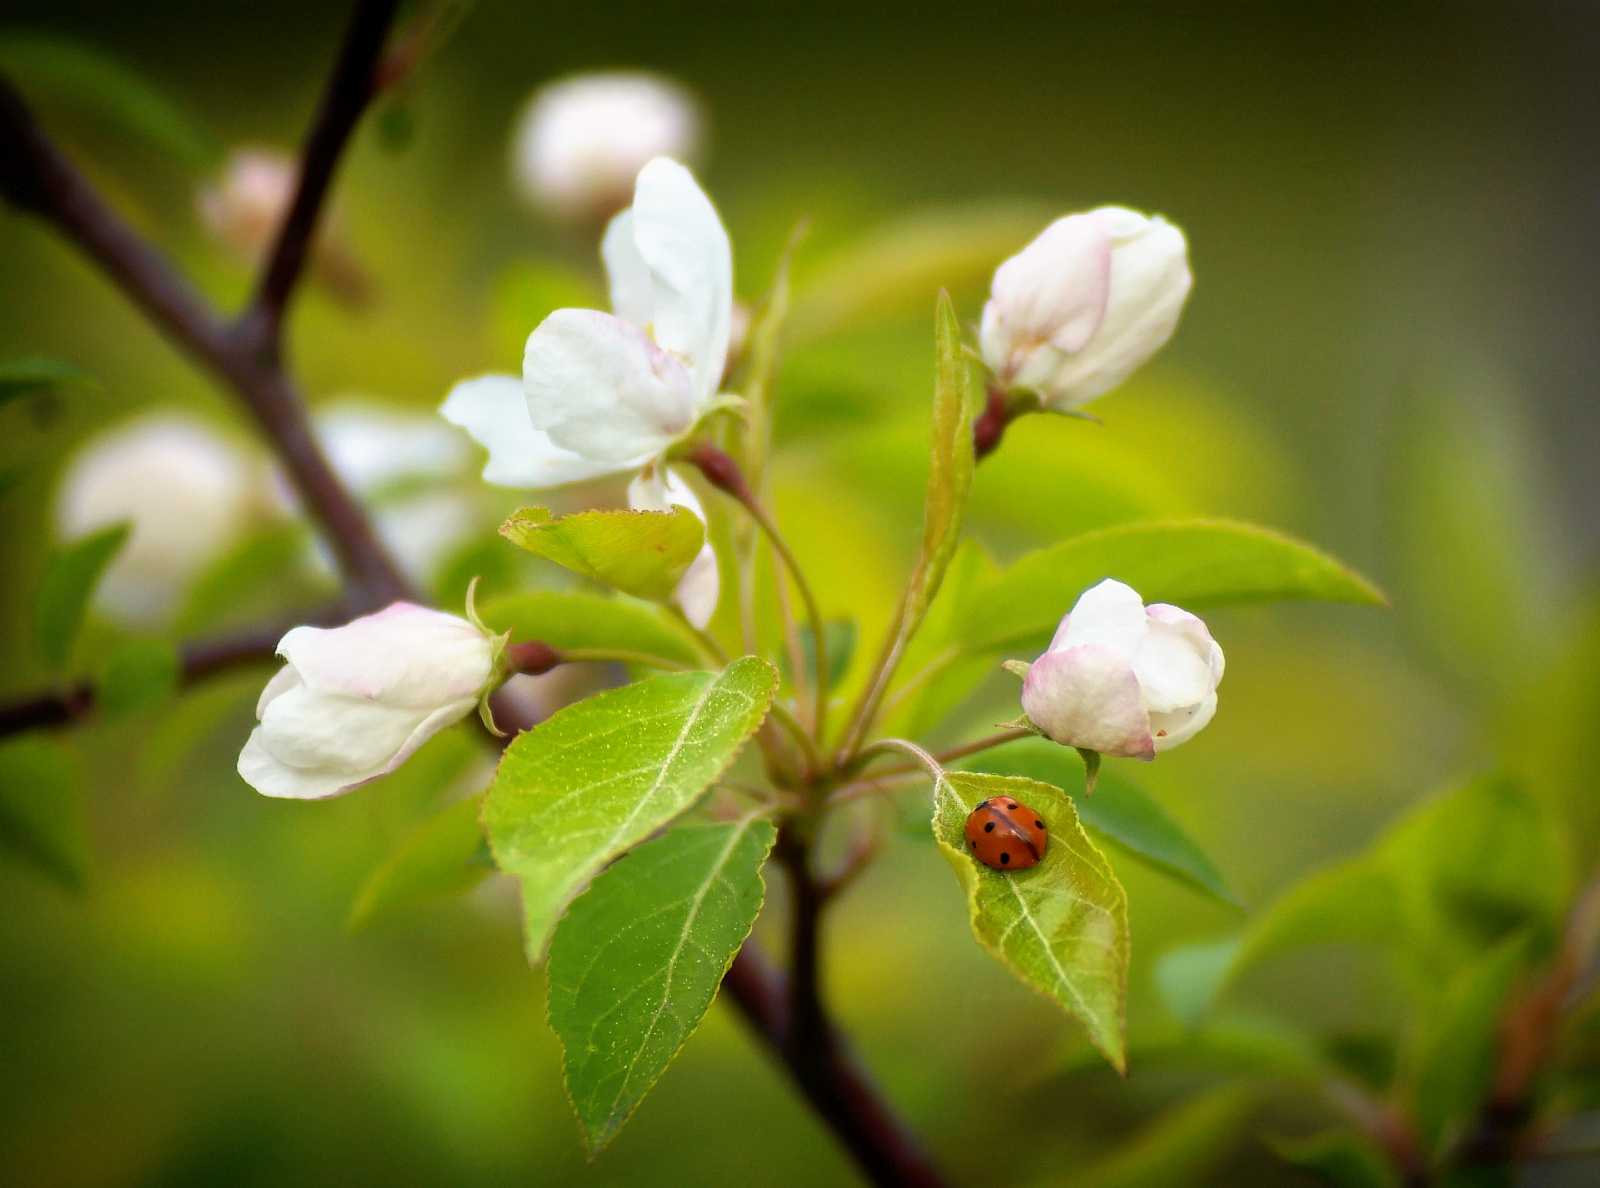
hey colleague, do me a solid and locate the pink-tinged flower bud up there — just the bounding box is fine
[981,208,1190,412]
[237,603,501,800]
[510,73,703,224]
[1020,579,1223,760]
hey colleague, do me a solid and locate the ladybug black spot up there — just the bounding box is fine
[1008,802,1018,809]
[984,821,995,833]
[1034,820,1044,829]
[969,840,976,848]
[1000,853,1010,864]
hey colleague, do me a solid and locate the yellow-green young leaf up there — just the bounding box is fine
[96,638,180,717]
[1409,930,1534,1155]
[37,522,131,671]
[1154,939,1246,1028]
[500,507,704,601]
[0,737,89,892]
[959,519,1385,653]
[478,590,703,667]
[348,793,491,933]
[1266,1129,1401,1188]
[0,356,101,406]
[970,738,1240,907]
[932,770,1129,1070]
[485,657,777,962]
[548,816,776,1154]
[1055,1084,1261,1188]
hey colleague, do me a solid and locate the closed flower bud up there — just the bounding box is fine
[981,208,1191,412]
[238,603,502,800]
[511,73,703,223]
[54,414,284,627]
[1020,578,1223,760]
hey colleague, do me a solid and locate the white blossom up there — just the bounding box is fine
[54,414,282,627]
[1020,579,1223,760]
[627,468,720,629]
[441,157,732,490]
[511,73,703,223]
[238,602,501,800]
[981,208,1191,412]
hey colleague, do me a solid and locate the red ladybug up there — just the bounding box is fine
[963,797,1047,870]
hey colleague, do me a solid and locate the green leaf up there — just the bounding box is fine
[0,736,89,891]
[485,657,777,962]
[1062,1083,1261,1188]
[931,769,1129,1070]
[348,793,491,933]
[97,638,180,717]
[0,357,101,406]
[1234,858,1402,976]
[1053,1011,1325,1085]
[500,507,704,602]
[1266,1129,1402,1188]
[959,519,1386,653]
[478,590,703,667]
[968,738,1239,907]
[1155,939,1245,1028]
[36,522,130,671]
[176,523,332,635]
[548,815,776,1153]
[790,618,857,688]
[0,34,219,168]
[1409,931,1533,1154]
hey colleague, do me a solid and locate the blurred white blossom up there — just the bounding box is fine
[627,468,719,629]
[238,602,502,800]
[511,72,703,223]
[441,157,732,490]
[981,208,1190,412]
[1020,578,1223,759]
[55,414,283,627]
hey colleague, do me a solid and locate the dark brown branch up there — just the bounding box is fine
[0,608,343,740]
[243,0,401,349]
[0,9,411,608]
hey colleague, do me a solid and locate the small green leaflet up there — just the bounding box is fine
[931,769,1129,1071]
[501,506,704,601]
[0,357,101,406]
[957,519,1386,653]
[0,736,90,892]
[1065,1083,1261,1188]
[1265,1130,1401,1188]
[96,638,179,717]
[485,657,777,962]
[548,816,776,1154]
[36,522,130,671]
[348,793,492,933]
[478,590,703,667]
[967,738,1239,907]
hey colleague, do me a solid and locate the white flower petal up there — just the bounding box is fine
[982,213,1111,379]
[441,374,637,488]
[676,544,720,629]
[238,726,374,800]
[626,466,704,519]
[1150,691,1217,752]
[1053,578,1149,662]
[1130,618,1214,714]
[255,662,301,718]
[601,209,655,328]
[630,157,732,404]
[258,683,424,771]
[1021,644,1154,760]
[276,603,495,707]
[523,308,697,462]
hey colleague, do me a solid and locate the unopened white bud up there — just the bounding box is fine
[981,208,1190,412]
[511,73,703,223]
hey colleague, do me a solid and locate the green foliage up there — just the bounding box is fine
[97,638,180,718]
[0,736,89,891]
[0,356,101,406]
[501,507,704,601]
[348,793,491,933]
[1059,1083,1262,1188]
[478,589,703,667]
[970,738,1239,906]
[548,816,776,1153]
[490,262,604,368]
[177,524,333,635]
[1267,1129,1402,1188]
[0,34,218,168]
[791,617,857,688]
[959,519,1386,653]
[931,769,1129,1070]
[36,522,130,672]
[1155,940,1246,1028]
[484,658,777,962]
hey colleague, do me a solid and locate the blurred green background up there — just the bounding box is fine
[1,2,1596,1185]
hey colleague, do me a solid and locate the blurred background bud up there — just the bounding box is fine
[54,414,285,627]
[312,401,485,586]
[510,72,704,225]
[196,147,371,306]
